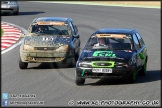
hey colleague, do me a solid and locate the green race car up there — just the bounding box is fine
[75,28,148,85]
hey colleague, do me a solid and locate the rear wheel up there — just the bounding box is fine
[75,71,85,85]
[19,58,28,69]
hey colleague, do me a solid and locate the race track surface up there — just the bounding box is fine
[1,1,161,106]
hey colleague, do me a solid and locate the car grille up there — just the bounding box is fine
[92,61,115,68]
[27,57,65,62]
[34,47,56,50]
[35,57,64,61]
[93,62,112,66]
[91,61,128,68]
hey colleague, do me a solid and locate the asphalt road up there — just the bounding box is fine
[1,1,161,107]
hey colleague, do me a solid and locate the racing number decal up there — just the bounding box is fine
[92,51,116,58]
[42,37,54,41]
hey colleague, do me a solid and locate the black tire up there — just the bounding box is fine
[128,67,137,83]
[71,57,76,67]
[71,50,78,67]
[75,49,80,61]
[138,61,147,76]
[3,12,9,15]
[75,71,85,86]
[53,62,58,68]
[60,57,76,68]
[13,10,19,15]
[19,58,28,69]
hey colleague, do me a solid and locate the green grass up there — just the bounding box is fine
[1,28,4,37]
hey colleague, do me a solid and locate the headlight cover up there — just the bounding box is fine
[79,62,91,68]
[128,60,133,66]
[56,45,68,52]
[128,57,136,66]
[23,45,34,51]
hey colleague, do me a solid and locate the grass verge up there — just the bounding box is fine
[1,28,4,37]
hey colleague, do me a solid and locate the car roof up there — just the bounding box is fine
[35,17,70,22]
[93,28,137,35]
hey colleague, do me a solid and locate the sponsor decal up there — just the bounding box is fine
[81,69,85,76]
[92,51,116,58]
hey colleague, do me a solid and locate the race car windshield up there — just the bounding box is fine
[31,24,70,36]
[85,35,133,50]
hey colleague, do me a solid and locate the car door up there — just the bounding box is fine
[69,20,80,55]
[72,21,80,54]
[132,33,142,71]
[135,32,147,66]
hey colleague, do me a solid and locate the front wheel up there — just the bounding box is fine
[75,71,85,86]
[71,57,76,67]
[75,49,80,61]
[128,68,137,83]
[19,58,28,69]
[13,8,19,15]
[13,11,19,15]
[71,50,77,67]
[138,61,147,76]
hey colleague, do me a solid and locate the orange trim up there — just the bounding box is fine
[96,34,126,38]
[37,22,65,25]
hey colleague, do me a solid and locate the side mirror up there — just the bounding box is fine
[73,34,79,38]
[20,33,25,37]
[139,52,145,59]
[79,47,83,53]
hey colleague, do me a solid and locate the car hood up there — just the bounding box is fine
[79,49,134,62]
[24,35,71,48]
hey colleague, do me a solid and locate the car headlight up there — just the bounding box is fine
[9,1,18,4]
[56,45,68,52]
[23,45,34,51]
[128,60,133,66]
[128,58,136,66]
[79,62,91,68]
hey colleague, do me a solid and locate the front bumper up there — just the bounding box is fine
[76,66,135,79]
[20,50,74,63]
